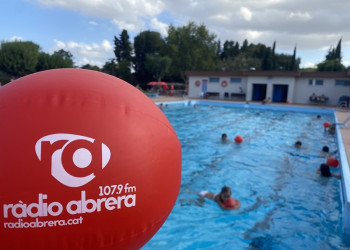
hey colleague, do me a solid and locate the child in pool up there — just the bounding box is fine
[221,133,231,144]
[200,186,241,210]
[316,163,341,178]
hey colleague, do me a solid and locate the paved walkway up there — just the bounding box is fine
[336,110,350,164]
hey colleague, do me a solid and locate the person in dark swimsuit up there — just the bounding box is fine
[316,163,341,178]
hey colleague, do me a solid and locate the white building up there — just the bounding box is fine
[186,71,350,106]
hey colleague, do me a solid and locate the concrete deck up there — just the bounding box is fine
[337,110,350,163]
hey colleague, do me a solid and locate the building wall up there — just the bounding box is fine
[293,77,350,106]
[188,73,350,106]
[188,76,246,99]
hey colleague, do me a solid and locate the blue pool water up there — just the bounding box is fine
[143,102,348,249]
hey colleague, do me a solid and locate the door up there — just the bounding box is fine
[201,80,208,95]
[252,84,267,101]
[273,84,288,102]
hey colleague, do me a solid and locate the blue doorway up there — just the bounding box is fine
[252,84,267,101]
[201,80,208,95]
[273,84,288,102]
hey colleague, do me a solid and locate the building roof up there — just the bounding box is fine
[185,70,350,78]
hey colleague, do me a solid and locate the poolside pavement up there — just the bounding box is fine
[336,110,350,165]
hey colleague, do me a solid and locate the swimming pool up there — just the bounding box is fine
[142,101,348,249]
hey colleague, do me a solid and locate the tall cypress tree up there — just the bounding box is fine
[113,30,133,82]
[113,30,132,63]
[289,46,296,71]
[272,41,276,70]
[335,38,342,60]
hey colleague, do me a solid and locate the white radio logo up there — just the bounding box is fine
[35,134,111,187]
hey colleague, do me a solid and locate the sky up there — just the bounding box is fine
[1,0,350,69]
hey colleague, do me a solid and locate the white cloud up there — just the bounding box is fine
[8,36,23,41]
[33,0,350,67]
[302,62,317,68]
[240,7,252,21]
[150,18,168,36]
[101,40,113,51]
[89,21,98,26]
[239,30,262,40]
[52,39,114,68]
[111,19,139,32]
[37,0,164,32]
[288,11,311,21]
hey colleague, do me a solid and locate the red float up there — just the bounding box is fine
[327,157,339,168]
[324,121,330,128]
[235,136,243,143]
[0,69,181,250]
[223,198,238,208]
[195,80,201,87]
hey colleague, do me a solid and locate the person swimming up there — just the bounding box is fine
[295,141,302,148]
[316,163,341,178]
[199,186,241,210]
[221,133,231,144]
[321,146,338,157]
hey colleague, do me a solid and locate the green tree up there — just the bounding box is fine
[317,59,345,71]
[216,54,261,71]
[317,39,345,71]
[326,39,342,61]
[0,41,40,77]
[133,31,165,83]
[101,58,118,76]
[335,39,342,60]
[241,39,248,53]
[289,46,297,71]
[116,59,133,83]
[113,30,133,83]
[114,29,133,63]
[216,40,222,59]
[261,48,273,70]
[145,54,171,81]
[221,40,239,59]
[36,52,53,71]
[36,50,74,71]
[271,41,276,70]
[50,49,74,68]
[81,64,100,71]
[166,21,218,82]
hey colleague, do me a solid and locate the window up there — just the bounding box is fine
[209,77,220,83]
[230,78,241,83]
[335,80,350,86]
[309,79,324,86]
[315,80,323,86]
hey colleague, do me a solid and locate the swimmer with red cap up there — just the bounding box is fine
[200,186,241,210]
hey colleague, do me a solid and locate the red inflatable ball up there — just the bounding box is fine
[327,157,339,168]
[324,121,330,128]
[223,198,238,208]
[0,69,181,250]
[235,136,243,143]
